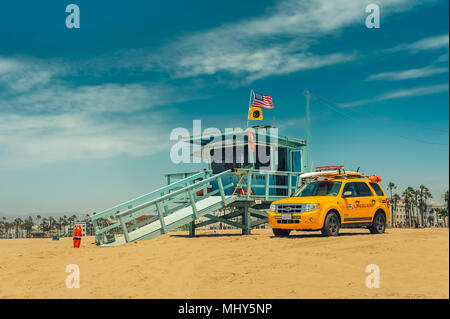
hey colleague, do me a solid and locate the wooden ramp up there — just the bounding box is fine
[102,196,234,246]
[91,170,236,247]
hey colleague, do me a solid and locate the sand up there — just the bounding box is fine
[0,228,448,299]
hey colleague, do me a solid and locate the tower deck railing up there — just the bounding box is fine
[234,168,303,200]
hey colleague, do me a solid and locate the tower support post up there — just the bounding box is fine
[242,206,251,235]
[189,220,196,237]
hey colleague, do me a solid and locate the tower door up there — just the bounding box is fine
[276,148,287,196]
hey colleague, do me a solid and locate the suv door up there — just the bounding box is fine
[354,182,376,220]
[341,182,364,222]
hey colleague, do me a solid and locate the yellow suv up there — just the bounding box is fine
[268,169,390,237]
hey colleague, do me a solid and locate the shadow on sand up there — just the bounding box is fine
[170,231,381,239]
[170,232,246,238]
[282,231,376,239]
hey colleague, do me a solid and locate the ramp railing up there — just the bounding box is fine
[91,170,213,244]
[94,170,234,245]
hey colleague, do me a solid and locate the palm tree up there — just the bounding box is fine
[23,216,34,237]
[445,191,449,227]
[62,215,68,236]
[387,182,397,225]
[0,217,5,237]
[1,217,6,236]
[403,187,416,227]
[41,217,48,232]
[71,214,78,227]
[392,194,400,227]
[58,217,64,234]
[13,218,23,238]
[48,217,55,236]
[36,215,41,232]
[418,185,432,227]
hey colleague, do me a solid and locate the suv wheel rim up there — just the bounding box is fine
[376,215,385,232]
[328,215,339,234]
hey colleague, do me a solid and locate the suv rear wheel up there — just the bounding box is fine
[369,213,386,234]
[321,212,340,237]
[273,228,291,237]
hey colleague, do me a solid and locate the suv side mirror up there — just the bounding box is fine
[342,190,353,197]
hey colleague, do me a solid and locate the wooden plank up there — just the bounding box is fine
[195,209,243,228]
[202,213,246,230]
[118,217,130,243]
[188,189,198,219]
[251,218,268,228]
[246,172,252,200]
[248,207,268,218]
[156,202,167,234]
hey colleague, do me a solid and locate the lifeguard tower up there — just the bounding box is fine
[91,93,313,246]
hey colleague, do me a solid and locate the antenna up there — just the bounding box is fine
[357,166,360,172]
[302,90,312,172]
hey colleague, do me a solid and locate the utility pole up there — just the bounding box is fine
[303,90,312,172]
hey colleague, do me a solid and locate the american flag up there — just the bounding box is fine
[251,91,274,109]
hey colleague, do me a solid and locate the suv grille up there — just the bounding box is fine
[276,204,303,214]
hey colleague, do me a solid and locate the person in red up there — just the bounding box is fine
[73,225,82,248]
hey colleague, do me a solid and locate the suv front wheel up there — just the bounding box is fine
[321,212,340,237]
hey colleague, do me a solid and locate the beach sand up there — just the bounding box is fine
[0,228,448,299]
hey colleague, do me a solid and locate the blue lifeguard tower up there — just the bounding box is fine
[91,93,312,246]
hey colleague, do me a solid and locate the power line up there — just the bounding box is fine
[311,91,449,146]
[310,91,449,133]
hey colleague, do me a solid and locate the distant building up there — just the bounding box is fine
[428,200,447,227]
[389,198,447,228]
[389,198,420,228]
[69,222,94,236]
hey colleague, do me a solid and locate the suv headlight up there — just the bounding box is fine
[270,204,276,212]
[304,203,318,212]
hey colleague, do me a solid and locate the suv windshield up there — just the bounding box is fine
[293,181,342,197]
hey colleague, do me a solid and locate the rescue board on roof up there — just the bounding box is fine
[300,165,362,179]
[300,170,362,179]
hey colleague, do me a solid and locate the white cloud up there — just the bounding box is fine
[1,82,196,115]
[379,83,449,99]
[385,34,449,53]
[435,52,449,63]
[0,56,203,169]
[367,65,448,81]
[0,79,194,169]
[156,0,436,82]
[346,83,449,107]
[0,56,67,92]
[0,112,172,169]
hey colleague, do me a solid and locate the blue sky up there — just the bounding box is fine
[0,0,448,216]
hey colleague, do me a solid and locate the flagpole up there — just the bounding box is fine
[246,89,253,128]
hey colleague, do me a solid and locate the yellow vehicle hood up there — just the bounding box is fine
[274,196,335,204]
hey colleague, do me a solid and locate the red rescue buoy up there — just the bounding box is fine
[369,175,382,183]
[248,132,255,153]
[73,225,82,248]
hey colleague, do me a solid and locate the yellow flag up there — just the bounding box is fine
[248,106,263,120]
